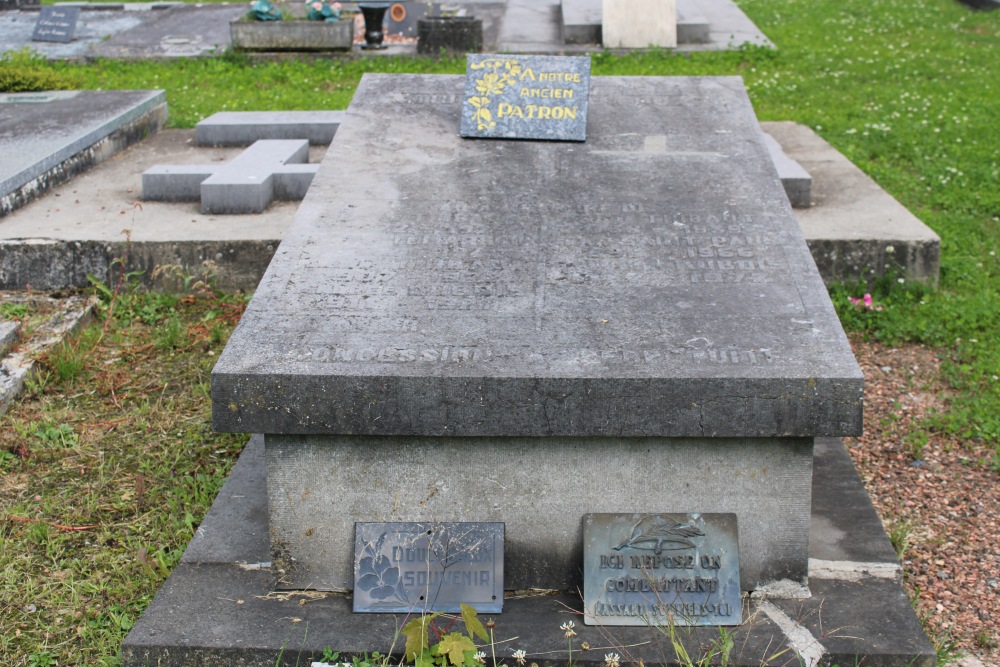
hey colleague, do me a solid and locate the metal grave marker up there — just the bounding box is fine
[31,6,80,43]
[460,54,591,141]
[354,522,504,613]
[583,513,741,626]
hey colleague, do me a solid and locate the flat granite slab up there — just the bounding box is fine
[212,75,862,438]
[120,437,935,667]
[0,89,166,216]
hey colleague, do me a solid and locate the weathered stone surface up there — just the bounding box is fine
[229,18,353,51]
[0,320,19,357]
[266,434,812,591]
[0,90,166,216]
[212,75,863,438]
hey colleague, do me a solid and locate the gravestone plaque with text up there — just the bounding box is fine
[354,522,504,613]
[583,513,741,626]
[31,6,80,43]
[460,54,590,141]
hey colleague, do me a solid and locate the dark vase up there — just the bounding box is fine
[359,3,389,50]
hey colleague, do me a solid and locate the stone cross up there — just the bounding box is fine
[142,139,318,214]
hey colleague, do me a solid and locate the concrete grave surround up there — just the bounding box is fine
[602,0,676,48]
[212,74,863,594]
[761,130,811,208]
[121,436,936,666]
[195,110,345,146]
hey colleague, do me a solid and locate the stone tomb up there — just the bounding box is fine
[211,74,863,596]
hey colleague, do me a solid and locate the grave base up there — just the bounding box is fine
[121,437,935,667]
[265,435,813,593]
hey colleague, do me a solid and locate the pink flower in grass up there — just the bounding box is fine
[848,293,882,311]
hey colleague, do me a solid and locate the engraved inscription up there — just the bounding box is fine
[584,513,741,626]
[354,522,504,613]
[275,202,793,367]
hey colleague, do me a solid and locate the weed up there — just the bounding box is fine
[0,302,29,319]
[153,313,186,350]
[975,630,997,650]
[885,517,913,560]
[42,338,88,383]
[32,422,77,448]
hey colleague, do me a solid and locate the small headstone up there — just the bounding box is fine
[31,6,80,43]
[460,54,591,141]
[583,513,741,626]
[353,522,504,613]
[602,0,676,48]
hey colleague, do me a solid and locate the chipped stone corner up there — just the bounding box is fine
[750,578,812,600]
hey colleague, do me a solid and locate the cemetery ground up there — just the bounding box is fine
[0,0,997,664]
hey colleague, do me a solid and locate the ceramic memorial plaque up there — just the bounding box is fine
[583,513,741,626]
[354,522,504,613]
[460,54,590,141]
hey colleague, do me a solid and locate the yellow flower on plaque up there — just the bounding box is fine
[476,72,505,97]
[467,57,521,131]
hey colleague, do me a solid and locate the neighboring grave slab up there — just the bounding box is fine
[0,90,166,217]
[212,74,863,593]
[603,0,676,48]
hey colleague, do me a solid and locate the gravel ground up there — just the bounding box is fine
[847,337,999,665]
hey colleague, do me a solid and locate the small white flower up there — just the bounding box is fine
[605,653,621,667]
[475,652,486,664]
[560,620,577,638]
[885,245,895,253]
[897,278,905,284]
[513,649,527,665]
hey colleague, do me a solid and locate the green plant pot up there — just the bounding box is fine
[230,19,354,52]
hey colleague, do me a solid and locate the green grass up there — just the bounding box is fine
[0,282,249,666]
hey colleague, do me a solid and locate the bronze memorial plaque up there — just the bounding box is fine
[583,513,741,626]
[354,522,504,613]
